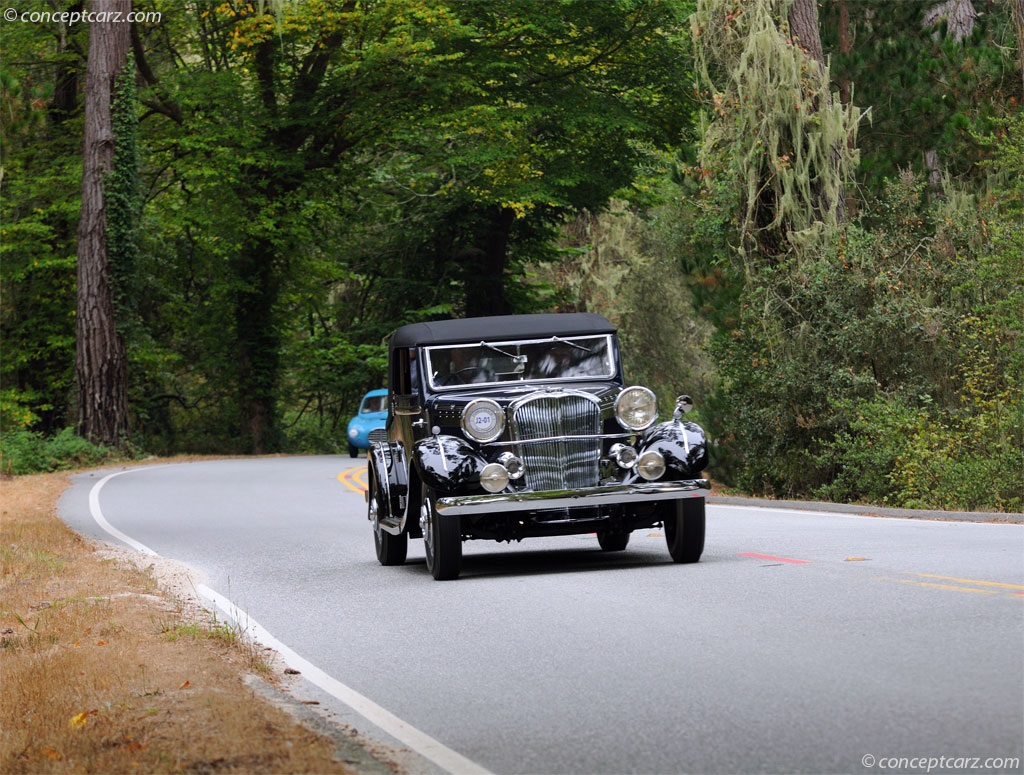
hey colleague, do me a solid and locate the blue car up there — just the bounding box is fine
[346,388,388,457]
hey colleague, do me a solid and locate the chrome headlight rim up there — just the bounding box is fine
[615,386,658,431]
[461,398,506,443]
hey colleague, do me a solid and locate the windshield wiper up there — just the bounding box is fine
[479,341,518,358]
[550,336,592,353]
[478,341,527,373]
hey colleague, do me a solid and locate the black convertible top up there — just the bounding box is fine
[390,313,616,350]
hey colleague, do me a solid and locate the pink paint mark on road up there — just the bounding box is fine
[739,552,811,565]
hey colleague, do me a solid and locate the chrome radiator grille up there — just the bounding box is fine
[511,393,601,491]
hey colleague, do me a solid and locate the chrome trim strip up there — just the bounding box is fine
[434,479,710,516]
[508,388,602,415]
[485,432,632,447]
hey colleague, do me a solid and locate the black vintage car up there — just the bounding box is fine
[367,313,710,580]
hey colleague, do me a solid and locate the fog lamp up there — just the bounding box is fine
[610,443,638,469]
[480,463,510,493]
[497,452,525,480]
[636,450,666,481]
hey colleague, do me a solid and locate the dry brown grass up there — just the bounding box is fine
[0,472,356,774]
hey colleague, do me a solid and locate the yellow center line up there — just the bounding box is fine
[337,465,368,495]
[890,578,999,595]
[875,572,1024,598]
[903,572,1024,591]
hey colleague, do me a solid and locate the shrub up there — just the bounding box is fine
[0,428,117,476]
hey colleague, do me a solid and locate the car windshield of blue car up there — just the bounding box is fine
[361,396,385,413]
[425,335,614,389]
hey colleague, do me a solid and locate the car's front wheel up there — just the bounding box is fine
[421,488,462,580]
[664,498,705,563]
[369,475,407,566]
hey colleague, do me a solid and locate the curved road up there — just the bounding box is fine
[59,457,1024,774]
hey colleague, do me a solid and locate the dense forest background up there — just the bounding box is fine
[2,0,1021,511]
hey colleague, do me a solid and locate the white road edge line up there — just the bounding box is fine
[87,468,492,775]
[90,470,160,556]
[196,584,492,775]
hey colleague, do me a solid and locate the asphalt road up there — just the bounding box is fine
[60,456,1024,775]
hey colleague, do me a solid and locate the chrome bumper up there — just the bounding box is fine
[434,479,710,517]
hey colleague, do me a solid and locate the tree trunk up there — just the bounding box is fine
[836,0,856,216]
[1012,0,1024,100]
[464,207,514,318]
[787,0,846,223]
[49,3,84,126]
[231,236,282,454]
[923,0,978,43]
[76,0,132,446]
[787,0,826,73]
[836,0,851,106]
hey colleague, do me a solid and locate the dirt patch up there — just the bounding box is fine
[0,471,396,774]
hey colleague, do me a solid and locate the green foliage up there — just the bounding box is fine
[821,0,1020,190]
[682,0,1021,511]
[119,0,697,452]
[280,334,388,452]
[706,165,1022,510]
[816,370,1022,513]
[2,0,1018,515]
[1,12,86,436]
[530,201,715,415]
[0,428,118,476]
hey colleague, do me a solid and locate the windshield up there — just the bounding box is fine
[360,395,386,413]
[425,335,615,389]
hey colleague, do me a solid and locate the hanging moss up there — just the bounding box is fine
[692,0,862,269]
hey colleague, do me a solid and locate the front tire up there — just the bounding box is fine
[369,474,407,566]
[421,488,462,580]
[664,498,705,563]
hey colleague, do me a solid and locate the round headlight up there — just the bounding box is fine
[462,399,505,443]
[480,463,510,493]
[615,386,658,431]
[636,450,666,481]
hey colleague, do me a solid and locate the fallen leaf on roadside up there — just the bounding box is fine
[845,556,869,562]
[40,747,63,760]
[69,710,97,729]
[179,680,190,689]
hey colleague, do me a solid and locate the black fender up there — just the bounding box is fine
[367,442,410,534]
[639,419,708,477]
[413,435,487,493]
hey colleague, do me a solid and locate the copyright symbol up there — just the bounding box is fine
[862,754,876,768]
[3,8,19,21]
